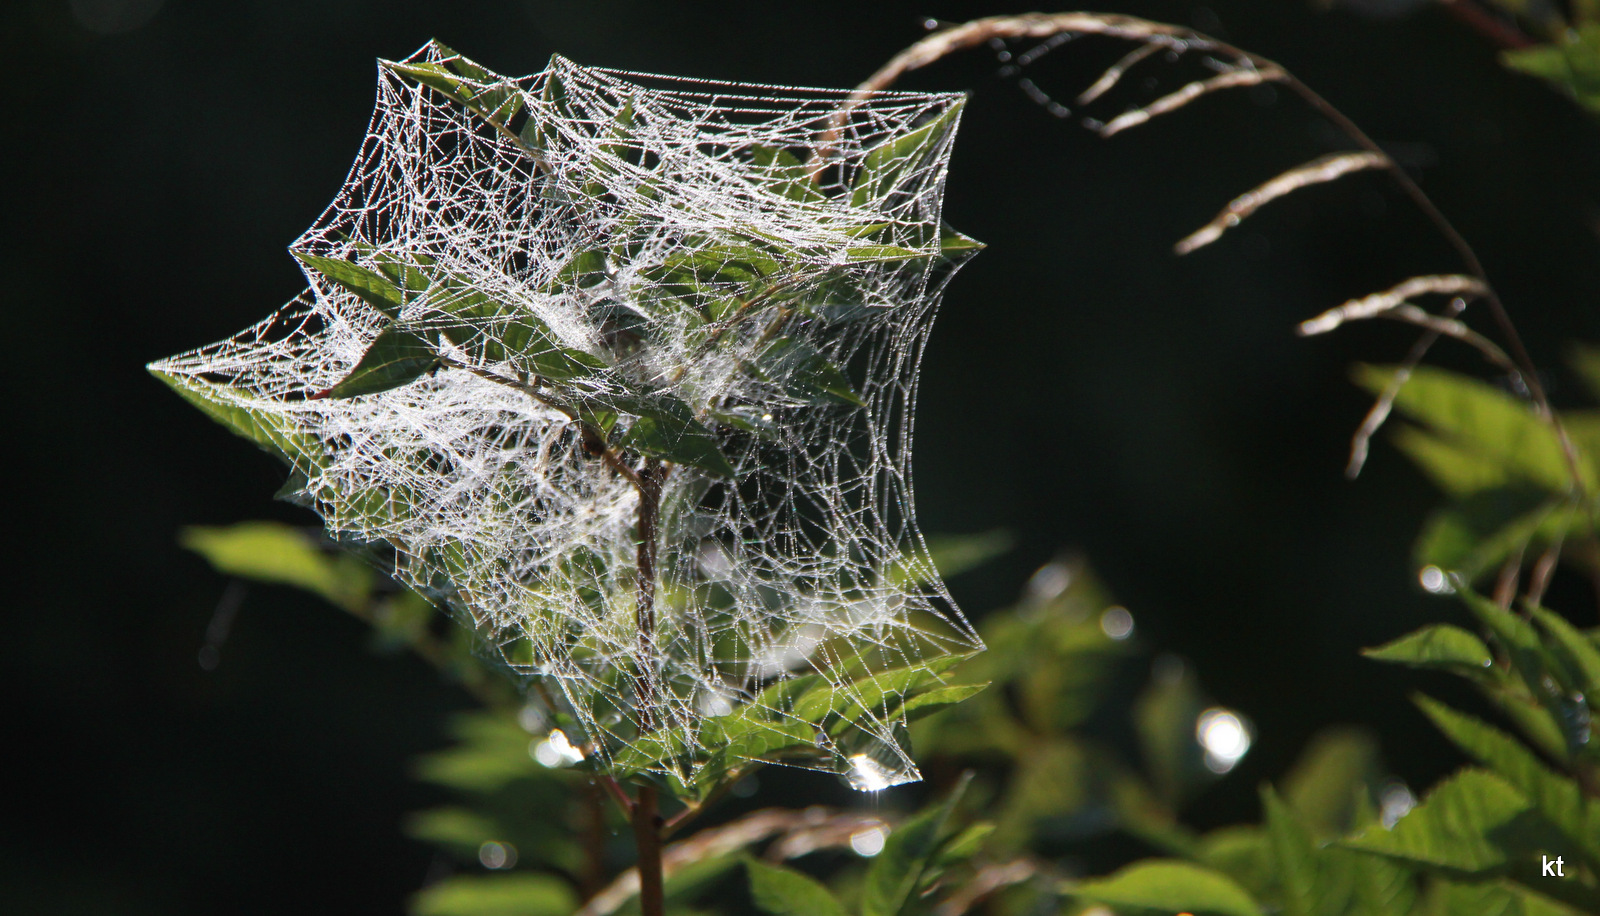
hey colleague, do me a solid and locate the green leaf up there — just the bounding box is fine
[793,653,970,727]
[843,244,927,262]
[1527,604,1600,700]
[1363,625,1494,677]
[1133,658,1210,806]
[932,821,995,868]
[861,773,970,916]
[1502,24,1600,113]
[939,223,985,254]
[597,391,735,477]
[1413,492,1587,585]
[852,102,964,209]
[403,806,499,860]
[1354,364,1593,493]
[1260,788,1329,916]
[1281,727,1382,840]
[1069,860,1265,916]
[1568,342,1600,403]
[1427,879,1589,916]
[387,47,524,126]
[180,522,372,613]
[743,860,848,916]
[409,874,576,916]
[1459,591,1574,705]
[755,337,863,407]
[294,253,407,318]
[1413,695,1600,866]
[1340,768,1555,875]
[148,367,325,471]
[413,713,546,793]
[749,145,825,203]
[321,324,439,399]
[900,683,989,721]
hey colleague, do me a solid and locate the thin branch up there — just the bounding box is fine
[1297,274,1488,336]
[1342,296,1469,478]
[575,807,890,916]
[933,859,1044,916]
[847,13,1588,500]
[1096,65,1287,137]
[1077,40,1163,105]
[1379,303,1517,373]
[1176,152,1389,254]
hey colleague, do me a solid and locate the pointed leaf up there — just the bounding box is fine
[1363,625,1494,677]
[1414,694,1600,866]
[294,253,406,318]
[744,860,848,916]
[1070,860,1265,916]
[756,337,863,407]
[862,774,970,916]
[852,102,963,209]
[322,324,438,399]
[181,521,372,613]
[149,367,324,470]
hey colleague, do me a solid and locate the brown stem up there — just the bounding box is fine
[631,458,666,916]
[632,785,664,916]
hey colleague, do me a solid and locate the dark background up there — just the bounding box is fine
[8,0,1600,912]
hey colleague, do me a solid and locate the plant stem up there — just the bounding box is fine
[632,458,666,916]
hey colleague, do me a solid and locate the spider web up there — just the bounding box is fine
[151,44,981,790]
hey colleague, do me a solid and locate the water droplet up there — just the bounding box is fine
[531,728,585,767]
[1379,781,1415,828]
[517,702,548,734]
[1026,559,1072,602]
[1100,606,1134,640]
[1419,565,1453,594]
[845,753,908,792]
[849,821,890,856]
[478,841,517,869]
[1196,707,1251,773]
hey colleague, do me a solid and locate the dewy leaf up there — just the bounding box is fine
[149,46,979,788]
[320,324,439,399]
[293,253,406,318]
[755,337,864,407]
[852,102,964,209]
[1070,860,1265,916]
[1527,604,1600,700]
[1363,624,1494,677]
[744,860,848,916]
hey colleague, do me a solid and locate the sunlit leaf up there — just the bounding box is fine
[1069,860,1265,916]
[322,324,439,399]
[409,874,576,916]
[181,521,372,613]
[744,859,848,916]
[1363,625,1494,678]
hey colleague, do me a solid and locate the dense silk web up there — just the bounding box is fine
[151,44,980,789]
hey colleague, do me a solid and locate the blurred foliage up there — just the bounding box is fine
[1475,0,1600,113]
[185,345,1600,915]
